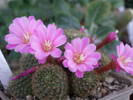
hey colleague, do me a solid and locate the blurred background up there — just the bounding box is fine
[0,0,133,63]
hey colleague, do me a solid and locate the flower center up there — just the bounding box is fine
[23,33,30,44]
[118,56,132,66]
[73,53,85,64]
[43,40,53,52]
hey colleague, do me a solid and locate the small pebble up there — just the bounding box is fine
[105,77,114,83]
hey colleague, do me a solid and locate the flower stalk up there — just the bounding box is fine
[97,32,117,50]
[95,61,116,74]
[11,66,39,80]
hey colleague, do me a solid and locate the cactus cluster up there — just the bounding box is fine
[9,56,108,100]
[8,30,109,100]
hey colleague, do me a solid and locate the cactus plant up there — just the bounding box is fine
[71,72,99,98]
[19,54,38,70]
[71,52,110,98]
[32,64,68,100]
[8,71,33,99]
[64,29,89,41]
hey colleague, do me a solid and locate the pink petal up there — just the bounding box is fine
[63,60,68,68]
[86,65,94,71]
[85,58,98,65]
[14,44,27,53]
[30,35,42,51]
[117,59,125,70]
[72,38,82,52]
[88,44,96,51]
[117,42,125,56]
[35,24,47,41]
[56,28,64,36]
[5,34,22,44]
[6,44,17,50]
[65,43,74,51]
[54,35,67,47]
[16,17,29,33]
[28,16,35,20]
[78,64,87,72]
[123,66,133,75]
[64,50,73,59]
[9,23,24,36]
[88,52,101,60]
[67,60,77,72]
[35,50,48,60]
[50,48,62,58]
[124,44,132,57]
[47,24,57,41]
[75,70,84,78]
[38,58,47,64]
[83,44,96,55]
[82,37,90,49]
[28,18,38,33]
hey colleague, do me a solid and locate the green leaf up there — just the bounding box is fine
[52,0,71,16]
[85,0,111,26]
[104,0,124,8]
[55,14,80,29]
[96,26,115,39]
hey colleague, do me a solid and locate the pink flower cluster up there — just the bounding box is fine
[5,16,67,64]
[5,16,133,78]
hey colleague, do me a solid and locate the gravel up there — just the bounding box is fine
[70,74,131,100]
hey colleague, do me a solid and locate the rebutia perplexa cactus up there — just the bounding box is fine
[32,64,68,100]
[70,52,111,98]
[8,29,112,100]
[9,71,33,99]
[20,54,38,70]
[64,29,89,41]
[71,72,98,98]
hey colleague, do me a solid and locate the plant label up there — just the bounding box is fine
[0,50,12,88]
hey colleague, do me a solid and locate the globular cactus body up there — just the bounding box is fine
[20,54,38,70]
[71,72,98,98]
[9,72,33,99]
[64,29,88,41]
[71,52,111,98]
[32,64,68,100]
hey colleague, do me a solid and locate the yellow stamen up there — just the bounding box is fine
[23,33,30,44]
[43,40,53,52]
[118,56,132,66]
[73,53,85,64]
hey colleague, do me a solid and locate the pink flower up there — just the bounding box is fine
[63,37,101,78]
[116,42,133,75]
[5,16,43,53]
[31,24,67,64]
